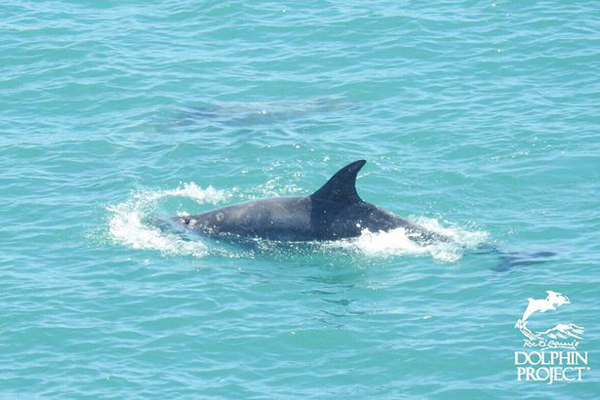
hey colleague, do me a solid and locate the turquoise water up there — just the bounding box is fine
[2,0,599,398]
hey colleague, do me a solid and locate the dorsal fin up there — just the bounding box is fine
[310,160,366,203]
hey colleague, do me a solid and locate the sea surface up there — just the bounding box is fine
[1,1,599,398]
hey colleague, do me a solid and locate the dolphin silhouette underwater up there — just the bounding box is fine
[171,160,449,244]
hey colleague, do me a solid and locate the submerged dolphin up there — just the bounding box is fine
[172,160,448,244]
[175,98,351,128]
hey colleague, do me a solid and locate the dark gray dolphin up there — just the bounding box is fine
[172,160,448,244]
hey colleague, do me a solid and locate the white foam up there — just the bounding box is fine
[411,216,488,248]
[106,183,232,258]
[326,218,488,262]
[144,182,232,204]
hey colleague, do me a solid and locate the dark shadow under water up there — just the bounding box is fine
[172,97,354,128]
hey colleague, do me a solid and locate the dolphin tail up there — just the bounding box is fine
[474,245,557,272]
[492,250,557,272]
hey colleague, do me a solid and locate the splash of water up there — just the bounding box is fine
[326,217,488,262]
[106,183,232,258]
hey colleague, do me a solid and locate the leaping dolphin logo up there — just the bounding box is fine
[516,290,570,328]
[515,290,583,344]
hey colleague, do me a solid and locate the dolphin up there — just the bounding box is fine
[171,160,449,244]
[175,98,351,128]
